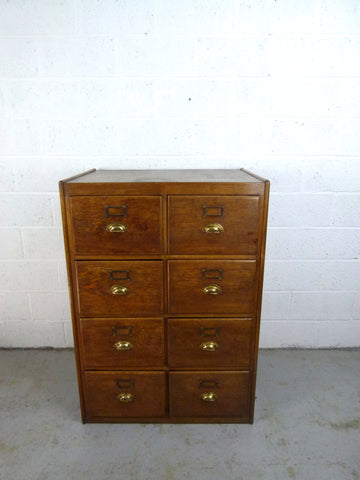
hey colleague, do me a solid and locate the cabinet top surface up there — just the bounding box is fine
[64,169,264,184]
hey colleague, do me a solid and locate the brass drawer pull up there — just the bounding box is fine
[114,340,133,351]
[106,223,127,233]
[200,341,219,352]
[202,223,224,234]
[200,392,218,402]
[117,392,134,403]
[111,285,129,295]
[202,285,222,296]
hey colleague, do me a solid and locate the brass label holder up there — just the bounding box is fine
[199,379,218,389]
[201,268,223,280]
[200,326,220,338]
[105,205,127,217]
[116,379,134,389]
[112,325,133,337]
[202,205,224,218]
[110,270,130,281]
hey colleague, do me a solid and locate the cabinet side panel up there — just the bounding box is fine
[249,180,270,423]
[59,181,86,422]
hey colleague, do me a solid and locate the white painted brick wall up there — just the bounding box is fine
[0,0,359,348]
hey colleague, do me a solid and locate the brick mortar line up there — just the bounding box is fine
[1,33,360,39]
[2,75,360,80]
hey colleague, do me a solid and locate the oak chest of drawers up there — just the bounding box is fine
[59,169,269,423]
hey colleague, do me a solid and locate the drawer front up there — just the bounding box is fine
[169,371,249,417]
[84,371,166,418]
[168,260,256,314]
[168,195,259,254]
[70,195,162,255]
[168,318,252,368]
[80,318,164,368]
[76,261,163,317]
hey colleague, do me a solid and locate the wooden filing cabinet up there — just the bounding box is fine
[59,169,269,423]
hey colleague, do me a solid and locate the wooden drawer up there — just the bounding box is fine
[84,371,166,418]
[80,318,164,368]
[76,261,163,317]
[70,195,162,255]
[168,195,259,255]
[168,260,256,314]
[168,318,252,368]
[169,371,249,417]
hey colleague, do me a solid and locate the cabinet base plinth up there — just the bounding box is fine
[84,416,251,424]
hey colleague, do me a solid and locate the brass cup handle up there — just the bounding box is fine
[117,392,134,403]
[200,341,219,352]
[114,340,133,351]
[111,285,129,295]
[202,223,224,234]
[202,284,222,296]
[200,392,218,402]
[106,223,127,233]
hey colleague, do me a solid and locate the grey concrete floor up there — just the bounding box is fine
[0,350,359,480]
